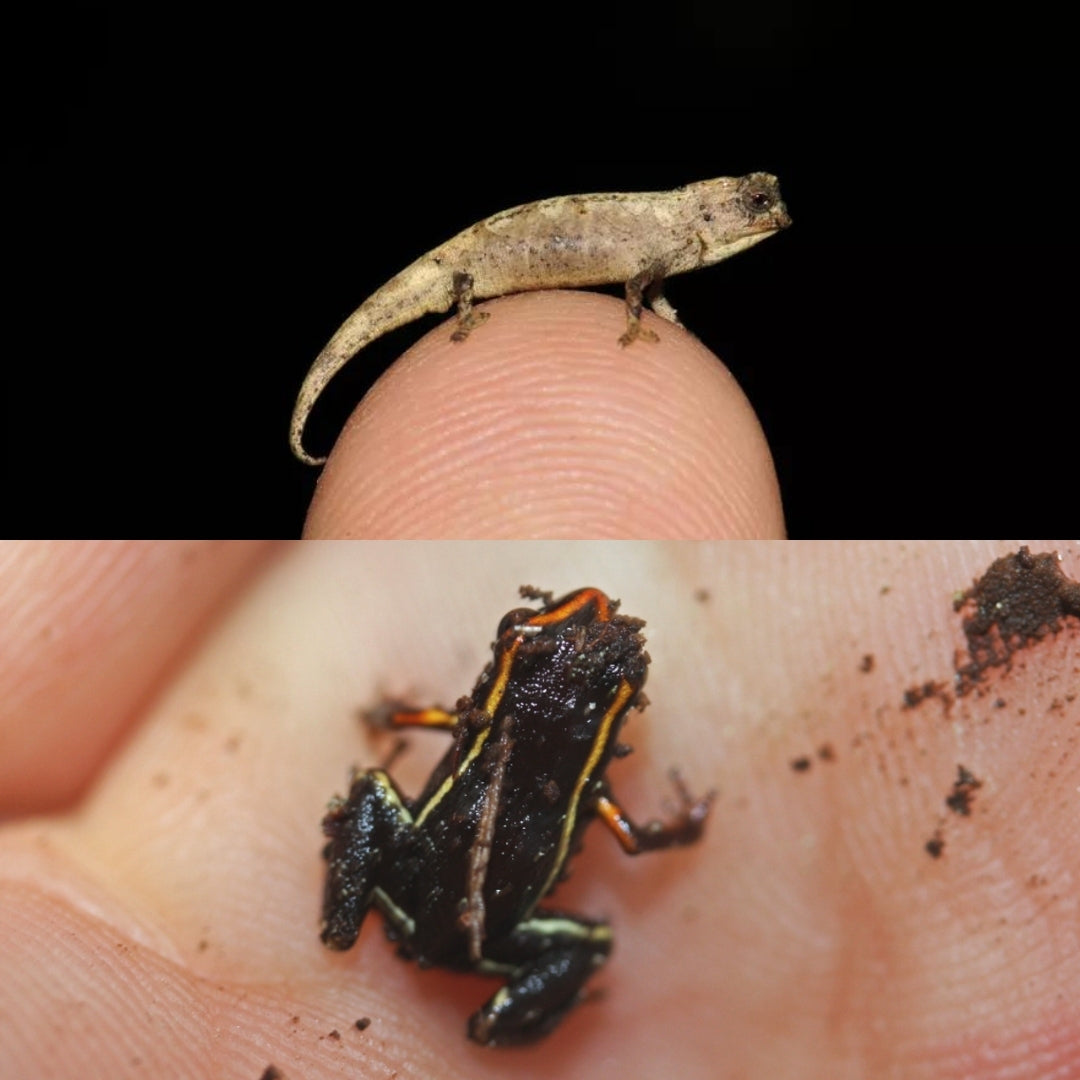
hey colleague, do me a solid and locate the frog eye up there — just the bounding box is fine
[497,608,539,639]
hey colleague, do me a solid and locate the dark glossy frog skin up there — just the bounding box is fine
[320,586,712,1046]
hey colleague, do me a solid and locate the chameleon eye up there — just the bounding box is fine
[737,175,778,217]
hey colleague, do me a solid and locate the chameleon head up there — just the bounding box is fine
[690,172,791,266]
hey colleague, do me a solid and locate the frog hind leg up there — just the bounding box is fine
[468,913,613,1046]
[320,768,414,951]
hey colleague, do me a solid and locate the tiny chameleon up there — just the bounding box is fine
[290,173,791,464]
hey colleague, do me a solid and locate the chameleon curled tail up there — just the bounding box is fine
[290,259,456,465]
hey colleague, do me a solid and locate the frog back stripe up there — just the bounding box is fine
[413,590,610,832]
[529,675,637,912]
[527,588,611,627]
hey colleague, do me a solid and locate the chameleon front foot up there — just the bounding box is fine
[620,268,662,346]
[618,319,659,347]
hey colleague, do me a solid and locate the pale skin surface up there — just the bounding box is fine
[291,174,790,465]
[304,291,786,538]
[2,542,1078,1079]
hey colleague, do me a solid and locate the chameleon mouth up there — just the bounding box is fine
[713,228,786,260]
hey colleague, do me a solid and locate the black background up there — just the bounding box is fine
[7,6,1073,536]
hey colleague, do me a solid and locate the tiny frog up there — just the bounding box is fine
[320,586,712,1046]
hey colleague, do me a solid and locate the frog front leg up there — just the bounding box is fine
[595,770,713,853]
[320,768,415,950]
[468,913,613,1046]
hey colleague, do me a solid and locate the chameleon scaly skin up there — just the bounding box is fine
[291,173,790,464]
